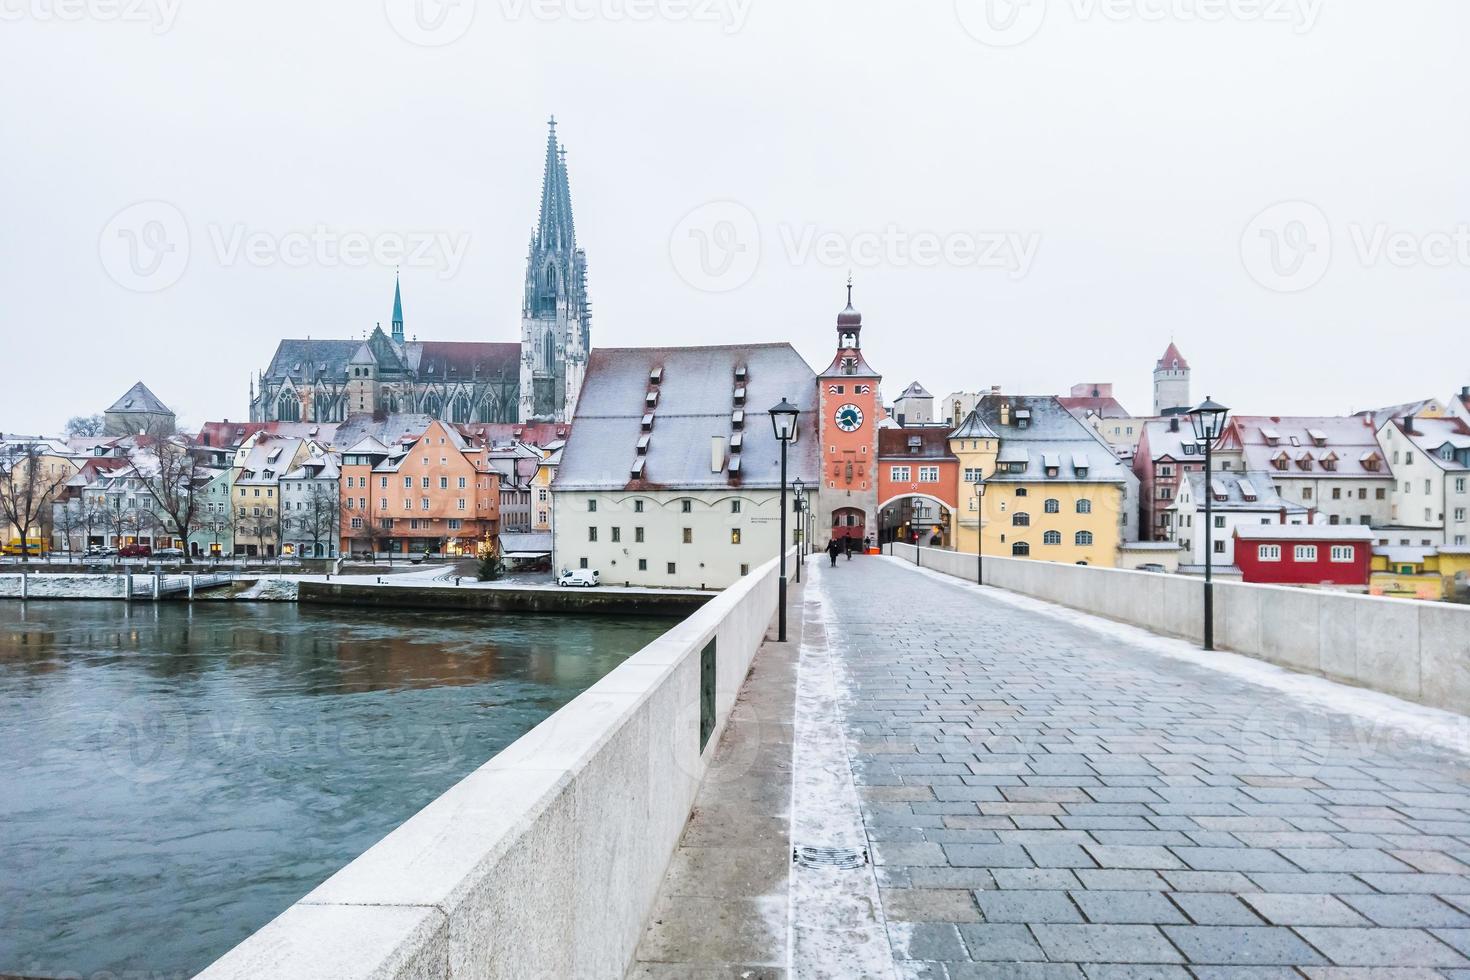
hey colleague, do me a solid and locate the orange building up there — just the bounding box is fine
[877,428,960,547]
[339,419,499,557]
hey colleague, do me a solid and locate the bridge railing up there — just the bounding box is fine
[197,547,791,980]
[885,542,1470,715]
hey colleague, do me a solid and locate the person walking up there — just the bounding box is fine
[844,535,853,561]
[826,537,842,568]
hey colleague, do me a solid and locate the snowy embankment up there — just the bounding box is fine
[234,578,300,601]
[0,574,127,599]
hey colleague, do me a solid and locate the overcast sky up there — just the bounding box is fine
[2,0,1467,434]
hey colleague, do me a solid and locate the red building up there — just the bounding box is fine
[814,285,882,545]
[876,427,959,547]
[1232,525,1375,587]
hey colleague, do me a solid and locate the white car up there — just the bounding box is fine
[557,568,599,588]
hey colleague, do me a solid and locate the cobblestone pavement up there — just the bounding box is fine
[829,556,1470,979]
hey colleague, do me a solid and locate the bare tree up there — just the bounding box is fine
[290,483,339,558]
[0,441,68,561]
[52,499,84,558]
[133,427,211,553]
[64,414,106,438]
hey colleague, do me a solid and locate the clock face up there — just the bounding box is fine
[835,404,864,432]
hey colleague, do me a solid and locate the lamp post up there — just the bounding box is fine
[769,398,800,643]
[972,474,986,584]
[1188,396,1230,651]
[793,477,805,583]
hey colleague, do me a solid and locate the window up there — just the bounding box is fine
[588,527,598,542]
[1075,530,1093,546]
[638,559,647,571]
[447,519,461,530]
[918,466,939,483]
[890,466,911,482]
[1012,512,1030,527]
[421,497,430,511]
[635,526,645,543]
[680,499,692,513]
[1043,530,1061,545]
[1041,498,1059,513]
[1214,515,1225,529]
[963,467,983,483]
[1456,478,1467,494]
[1330,545,1355,562]
[1294,545,1318,562]
[1214,540,1226,554]
[1015,487,1028,497]
[1377,488,1387,500]
[381,477,388,489]
[731,500,741,513]
[740,563,750,576]
[459,477,467,489]
[611,527,621,543]
[440,477,448,489]
[1012,542,1030,556]
[1331,487,1341,500]
[380,497,388,510]
[1076,499,1092,514]
[634,499,645,513]
[683,528,693,544]
[350,517,363,529]
[1301,487,1312,500]
[730,529,742,544]
[667,562,676,575]
[404,477,412,488]
[1258,544,1282,561]
[1456,508,1467,522]
[1160,465,1174,477]
[403,498,412,510]
[457,498,466,511]
[579,557,588,569]
[588,499,597,512]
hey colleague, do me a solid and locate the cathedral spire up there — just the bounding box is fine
[535,116,574,253]
[391,270,404,344]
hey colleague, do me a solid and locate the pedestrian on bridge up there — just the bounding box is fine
[826,538,841,568]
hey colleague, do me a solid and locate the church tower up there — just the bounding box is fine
[1153,341,1191,416]
[519,117,591,423]
[391,272,405,344]
[814,281,882,548]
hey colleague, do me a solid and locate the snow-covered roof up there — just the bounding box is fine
[1234,524,1376,541]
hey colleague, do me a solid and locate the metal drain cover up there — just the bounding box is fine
[793,845,869,869]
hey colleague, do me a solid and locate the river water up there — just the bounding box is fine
[0,600,673,979]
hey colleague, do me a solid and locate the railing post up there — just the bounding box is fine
[188,574,195,600]
[20,571,27,601]
[125,571,133,603]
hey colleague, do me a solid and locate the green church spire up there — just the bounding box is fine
[391,270,404,343]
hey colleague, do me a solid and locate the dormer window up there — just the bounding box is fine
[733,386,746,405]
[645,391,658,408]
[733,365,746,382]
[641,413,654,431]
[649,367,663,385]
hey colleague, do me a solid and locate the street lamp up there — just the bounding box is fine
[1188,396,1230,651]
[769,397,800,643]
[793,477,805,584]
[972,474,986,584]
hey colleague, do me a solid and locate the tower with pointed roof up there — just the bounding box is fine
[814,281,882,547]
[519,116,591,423]
[1153,341,1191,417]
[391,272,405,344]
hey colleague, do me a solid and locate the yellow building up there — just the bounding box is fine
[1,437,79,552]
[531,444,562,534]
[1371,546,1470,601]
[948,396,1136,567]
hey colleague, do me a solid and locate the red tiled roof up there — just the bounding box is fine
[1156,342,1189,371]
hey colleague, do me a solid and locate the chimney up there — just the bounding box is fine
[710,436,726,473]
[1169,417,1180,433]
[1404,415,1416,435]
[1461,385,1470,398]
[999,401,1011,426]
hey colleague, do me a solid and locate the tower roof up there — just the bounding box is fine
[534,116,575,253]
[949,407,998,440]
[106,381,171,416]
[392,273,403,325]
[1156,341,1190,371]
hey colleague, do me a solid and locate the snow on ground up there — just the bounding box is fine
[786,557,898,980]
[889,556,1470,760]
[0,574,126,598]
[235,578,299,601]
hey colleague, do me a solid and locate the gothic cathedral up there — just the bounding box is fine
[249,118,593,426]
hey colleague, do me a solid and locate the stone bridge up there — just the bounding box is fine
[630,554,1470,978]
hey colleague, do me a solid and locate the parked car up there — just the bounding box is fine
[557,568,599,588]
[154,547,185,559]
[118,544,152,558]
[84,545,116,558]
[1136,563,1168,574]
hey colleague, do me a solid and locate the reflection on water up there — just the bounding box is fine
[0,601,671,979]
